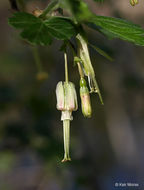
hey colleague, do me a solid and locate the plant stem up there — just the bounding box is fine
[31,46,43,72]
[77,62,84,78]
[64,53,69,83]
[40,0,59,18]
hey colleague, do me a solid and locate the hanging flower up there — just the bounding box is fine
[56,81,78,162]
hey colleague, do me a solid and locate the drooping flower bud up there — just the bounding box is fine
[130,0,138,6]
[76,33,103,104]
[80,78,92,118]
[32,9,43,17]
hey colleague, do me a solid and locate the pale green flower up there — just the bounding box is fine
[56,81,78,111]
[56,81,78,162]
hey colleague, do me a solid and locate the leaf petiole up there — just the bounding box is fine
[40,0,59,19]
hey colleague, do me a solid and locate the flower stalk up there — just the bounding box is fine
[64,53,69,83]
[77,62,84,78]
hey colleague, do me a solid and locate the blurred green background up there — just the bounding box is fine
[0,0,144,190]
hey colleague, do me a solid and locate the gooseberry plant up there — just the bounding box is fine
[8,0,143,162]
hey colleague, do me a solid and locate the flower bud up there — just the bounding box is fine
[130,0,138,6]
[80,78,92,118]
[32,9,43,17]
[56,81,78,111]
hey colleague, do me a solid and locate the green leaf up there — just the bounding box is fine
[88,15,144,46]
[59,0,93,22]
[44,17,76,39]
[9,12,39,29]
[89,43,113,61]
[8,12,76,45]
[20,25,53,45]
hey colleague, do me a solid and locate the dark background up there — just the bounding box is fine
[0,0,144,189]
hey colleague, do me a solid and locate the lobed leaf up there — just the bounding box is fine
[44,17,76,40]
[88,15,144,46]
[9,12,76,45]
